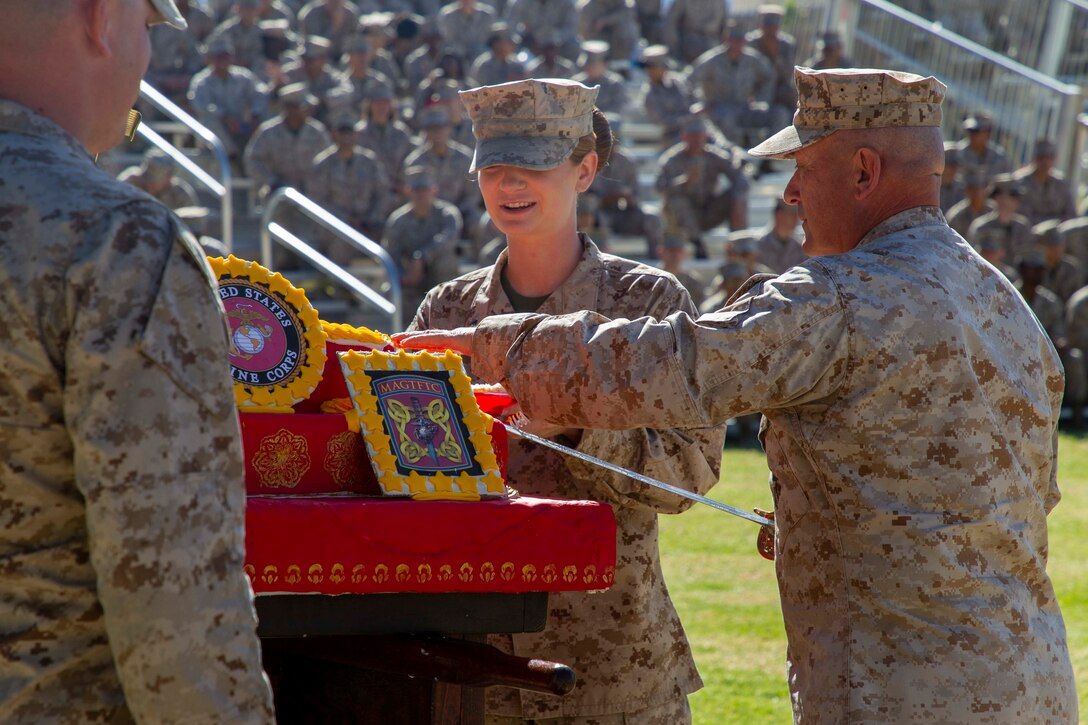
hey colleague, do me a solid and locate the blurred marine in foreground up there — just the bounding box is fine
[0,0,274,721]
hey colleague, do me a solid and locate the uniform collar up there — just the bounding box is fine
[470,232,604,319]
[856,206,945,249]
[0,99,93,162]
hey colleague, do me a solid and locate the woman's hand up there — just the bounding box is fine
[391,327,476,356]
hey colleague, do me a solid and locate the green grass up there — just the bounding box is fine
[660,432,1088,724]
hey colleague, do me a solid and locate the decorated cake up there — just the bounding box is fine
[340,349,507,500]
[210,255,508,499]
[208,255,326,411]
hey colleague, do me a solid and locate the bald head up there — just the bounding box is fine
[784,124,945,256]
[0,0,156,154]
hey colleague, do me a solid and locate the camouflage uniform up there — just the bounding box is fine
[746,26,797,109]
[243,115,332,194]
[656,140,750,238]
[357,116,418,194]
[382,196,464,316]
[688,45,785,145]
[469,51,529,88]
[504,0,581,59]
[577,0,640,62]
[662,0,727,64]
[1043,254,1085,303]
[642,70,695,143]
[953,139,1011,186]
[437,1,499,63]
[411,237,723,720]
[308,143,390,235]
[1059,216,1088,271]
[187,63,269,155]
[117,165,201,211]
[571,69,627,114]
[0,101,274,723]
[966,210,1033,262]
[589,146,663,250]
[297,0,362,58]
[1014,168,1077,226]
[748,225,806,273]
[403,139,481,228]
[467,209,1078,724]
[945,197,993,238]
[206,16,265,72]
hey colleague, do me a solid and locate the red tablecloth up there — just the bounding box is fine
[245,496,617,595]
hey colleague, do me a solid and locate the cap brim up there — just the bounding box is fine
[747,125,837,159]
[470,136,579,172]
[150,0,188,30]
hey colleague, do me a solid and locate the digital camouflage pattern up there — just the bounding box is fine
[437,1,499,63]
[749,67,946,159]
[0,101,274,722]
[460,78,598,171]
[467,209,1077,723]
[412,237,724,720]
[308,143,391,231]
[383,196,464,315]
[243,114,331,194]
[966,209,1033,262]
[1013,167,1078,227]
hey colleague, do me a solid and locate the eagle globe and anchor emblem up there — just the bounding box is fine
[229,305,274,358]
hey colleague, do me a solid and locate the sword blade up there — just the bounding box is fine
[503,423,773,527]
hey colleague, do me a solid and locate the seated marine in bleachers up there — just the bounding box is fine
[688,21,785,147]
[437,0,499,64]
[206,0,268,74]
[657,232,707,310]
[298,0,362,59]
[118,148,201,212]
[966,173,1032,263]
[147,0,214,108]
[588,114,664,257]
[505,0,581,60]
[187,36,270,158]
[328,34,396,114]
[802,30,853,70]
[244,82,332,198]
[402,19,448,92]
[656,115,749,259]
[382,167,465,316]
[308,108,391,251]
[953,112,1012,188]
[355,81,418,209]
[1059,215,1088,273]
[640,44,695,147]
[577,0,640,63]
[745,198,805,274]
[946,169,995,239]
[662,0,727,65]
[572,41,628,115]
[468,22,528,87]
[358,13,407,93]
[745,4,796,113]
[403,106,483,241]
[525,29,578,79]
[1034,219,1085,303]
[1013,139,1078,227]
[282,35,354,124]
[977,236,1020,285]
[1018,250,1086,427]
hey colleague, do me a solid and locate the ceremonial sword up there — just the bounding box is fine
[502,423,774,529]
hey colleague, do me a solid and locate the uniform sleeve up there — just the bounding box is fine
[63,205,275,724]
[560,281,724,514]
[471,264,851,431]
[243,129,275,189]
[422,204,463,265]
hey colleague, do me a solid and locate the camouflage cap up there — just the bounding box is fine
[1034,138,1057,156]
[962,112,993,132]
[206,34,235,56]
[460,78,600,172]
[1032,219,1063,246]
[990,172,1022,197]
[749,67,946,159]
[405,165,436,189]
[149,0,187,30]
[418,105,451,129]
[642,44,669,66]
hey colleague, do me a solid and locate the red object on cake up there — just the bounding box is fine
[244,496,617,595]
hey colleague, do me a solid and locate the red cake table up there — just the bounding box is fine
[246,495,617,723]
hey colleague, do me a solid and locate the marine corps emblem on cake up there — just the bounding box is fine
[207,255,326,409]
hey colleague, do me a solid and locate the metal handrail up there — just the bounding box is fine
[845,0,1085,175]
[260,187,402,331]
[137,81,234,250]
